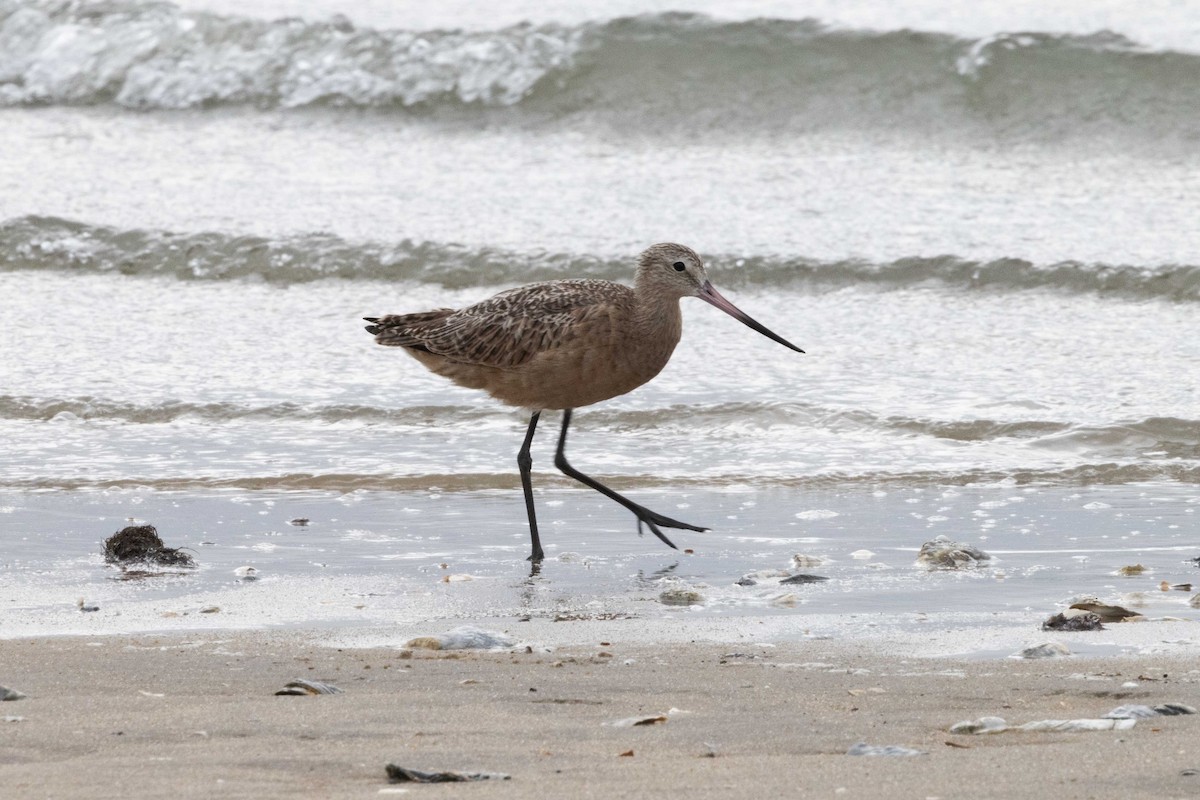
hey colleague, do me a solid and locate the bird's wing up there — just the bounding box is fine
[371,280,627,370]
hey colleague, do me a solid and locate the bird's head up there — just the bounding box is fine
[636,242,804,354]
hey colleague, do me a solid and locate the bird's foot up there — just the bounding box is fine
[633,507,709,550]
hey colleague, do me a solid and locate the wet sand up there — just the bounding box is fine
[2,632,1199,799]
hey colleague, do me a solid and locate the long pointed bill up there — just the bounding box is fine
[698,281,805,353]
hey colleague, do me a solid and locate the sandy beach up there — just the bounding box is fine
[3,631,1199,799]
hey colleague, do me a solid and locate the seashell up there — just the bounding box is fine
[275,679,342,696]
[949,716,1008,735]
[1018,718,1135,732]
[917,535,990,569]
[1117,564,1147,576]
[780,573,830,584]
[1015,641,1071,659]
[385,764,509,783]
[1104,703,1195,719]
[659,588,703,606]
[792,554,827,568]
[234,566,259,581]
[1152,703,1197,716]
[846,743,926,756]
[1190,593,1200,609]
[607,714,667,728]
[1,686,27,701]
[849,549,875,560]
[1069,601,1142,622]
[288,518,310,526]
[404,626,516,651]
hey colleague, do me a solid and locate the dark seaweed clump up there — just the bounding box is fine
[1042,612,1104,632]
[103,524,195,567]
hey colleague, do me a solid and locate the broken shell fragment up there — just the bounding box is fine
[385,764,510,783]
[792,554,827,568]
[1015,641,1071,659]
[1104,703,1196,719]
[780,574,830,585]
[1068,601,1142,622]
[1,686,27,701]
[951,716,1136,734]
[659,588,703,606]
[275,679,342,696]
[608,714,668,728]
[404,626,516,651]
[1117,564,1147,576]
[234,566,259,581]
[846,743,926,757]
[917,535,991,569]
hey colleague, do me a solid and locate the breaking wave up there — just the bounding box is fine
[4,394,1197,457]
[2,2,1199,138]
[3,215,1199,300]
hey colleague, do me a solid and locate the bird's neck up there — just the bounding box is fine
[632,288,684,347]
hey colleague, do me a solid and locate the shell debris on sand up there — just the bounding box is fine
[275,679,342,696]
[404,626,517,651]
[950,716,1137,735]
[1068,600,1143,622]
[659,587,704,606]
[386,765,510,783]
[916,535,991,569]
[234,566,259,581]
[792,553,828,568]
[846,743,926,757]
[1104,703,1197,719]
[1014,641,1071,659]
[780,573,830,585]
[1,686,28,701]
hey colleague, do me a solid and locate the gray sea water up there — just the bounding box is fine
[1,0,1199,653]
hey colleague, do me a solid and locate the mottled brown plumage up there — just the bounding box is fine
[365,243,803,563]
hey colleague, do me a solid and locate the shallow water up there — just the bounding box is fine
[3,484,1198,658]
[2,0,1199,654]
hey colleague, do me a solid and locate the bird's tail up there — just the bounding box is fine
[363,310,454,348]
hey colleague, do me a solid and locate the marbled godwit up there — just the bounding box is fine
[365,243,802,562]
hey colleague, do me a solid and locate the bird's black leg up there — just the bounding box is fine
[518,411,544,562]
[552,409,708,550]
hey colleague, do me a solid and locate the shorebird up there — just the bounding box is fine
[365,243,802,562]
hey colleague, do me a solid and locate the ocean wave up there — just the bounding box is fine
[3,461,1197,493]
[5,394,1198,457]
[2,2,1198,138]
[3,215,1199,300]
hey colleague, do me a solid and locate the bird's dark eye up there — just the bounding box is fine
[672,261,686,271]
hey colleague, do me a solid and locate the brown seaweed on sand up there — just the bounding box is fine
[103,525,195,567]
